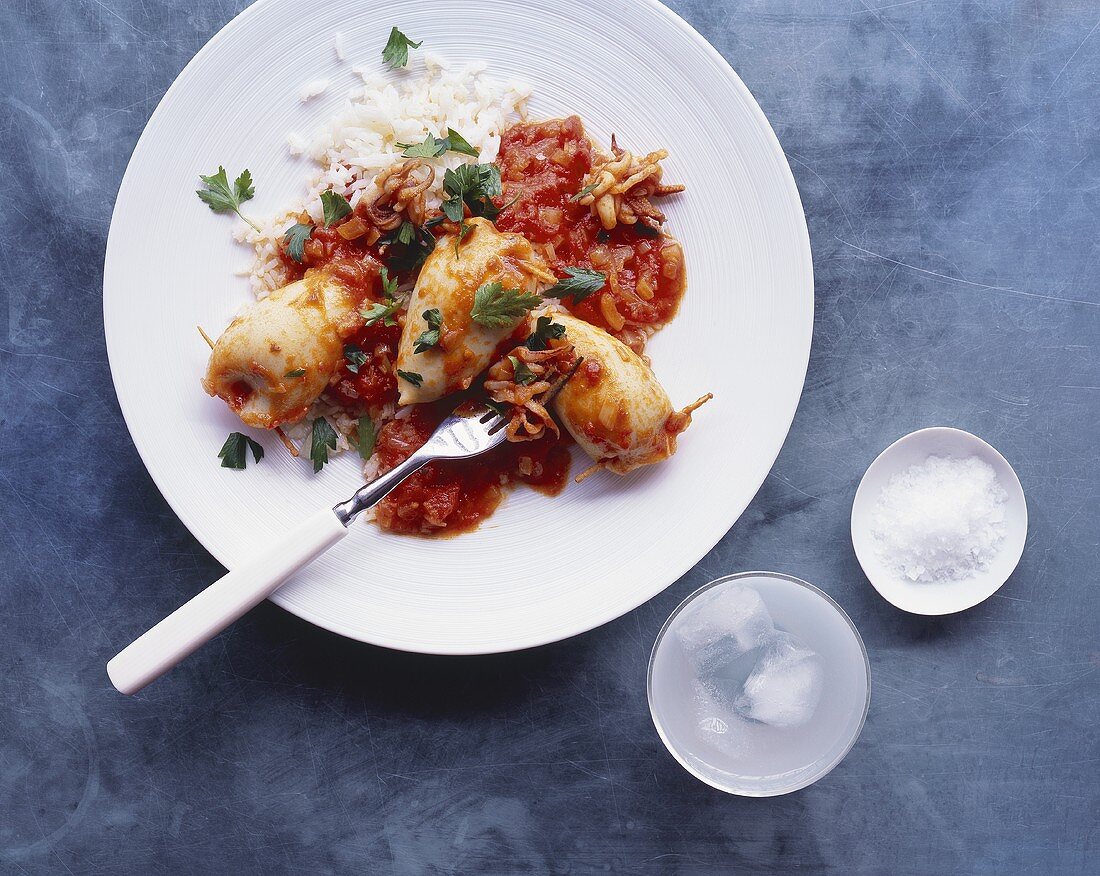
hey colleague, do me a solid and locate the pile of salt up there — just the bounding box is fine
[870,455,1007,583]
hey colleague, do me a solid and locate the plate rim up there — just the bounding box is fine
[103,0,814,654]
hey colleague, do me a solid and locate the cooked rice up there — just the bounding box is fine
[234,56,531,460]
[234,55,531,299]
[299,79,330,102]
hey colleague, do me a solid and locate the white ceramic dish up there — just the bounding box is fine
[851,428,1027,615]
[103,0,813,653]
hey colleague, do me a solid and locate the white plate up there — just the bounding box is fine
[851,428,1028,615]
[103,0,813,653]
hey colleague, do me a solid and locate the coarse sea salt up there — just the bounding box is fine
[870,455,1007,583]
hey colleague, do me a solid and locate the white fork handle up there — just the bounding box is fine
[107,508,347,695]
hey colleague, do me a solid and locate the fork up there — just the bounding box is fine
[107,408,508,695]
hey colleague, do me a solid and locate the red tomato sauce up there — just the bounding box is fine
[372,405,571,536]
[495,116,686,339]
[270,117,683,536]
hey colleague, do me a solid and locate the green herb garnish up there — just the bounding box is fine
[361,269,403,326]
[543,267,606,303]
[218,432,264,469]
[380,221,436,272]
[356,416,376,460]
[382,27,422,69]
[344,343,368,373]
[569,182,598,202]
[455,220,473,258]
[361,298,403,327]
[380,266,399,298]
[442,129,479,157]
[320,190,353,227]
[397,369,423,387]
[309,417,338,473]
[413,308,443,353]
[284,368,306,379]
[470,281,541,328]
[441,162,503,222]
[196,167,260,232]
[509,356,537,386]
[396,128,480,160]
[525,316,567,351]
[282,222,313,263]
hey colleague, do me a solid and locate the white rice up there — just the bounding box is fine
[235,55,531,460]
[333,32,346,62]
[235,54,530,299]
[298,78,330,102]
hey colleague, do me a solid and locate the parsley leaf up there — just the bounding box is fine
[470,282,541,328]
[284,368,306,378]
[442,129,479,157]
[344,342,368,373]
[356,416,376,460]
[525,316,567,351]
[397,129,479,159]
[399,134,449,159]
[543,267,606,303]
[569,182,598,202]
[218,432,264,469]
[397,369,423,387]
[320,190,352,227]
[197,167,260,232]
[380,266,399,298]
[382,27,422,68]
[509,355,537,386]
[361,298,403,327]
[283,222,313,263]
[442,162,503,221]
[455,220,473,258]
[380,221,436,272]
[441,194,465,223]
[413,308,443,353]
[309,417,338,473]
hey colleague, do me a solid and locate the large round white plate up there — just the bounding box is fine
[104,0,813,654]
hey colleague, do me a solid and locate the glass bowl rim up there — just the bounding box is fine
[647,570,872,796]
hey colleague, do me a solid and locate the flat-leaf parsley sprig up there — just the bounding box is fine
[309,417,339,473]
[218,432,264,469]
[543,267,606,304]
[470,282,541,329]
[382,27,422,69]
[196,166,261,232]
[396,129,480,160]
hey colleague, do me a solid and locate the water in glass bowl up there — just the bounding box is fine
[648,572,870,796]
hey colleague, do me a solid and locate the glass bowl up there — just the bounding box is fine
[648,572,871,796]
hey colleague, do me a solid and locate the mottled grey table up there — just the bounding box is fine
[2,1,1097,873]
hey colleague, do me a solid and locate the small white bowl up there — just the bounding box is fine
[851,427,1027,615]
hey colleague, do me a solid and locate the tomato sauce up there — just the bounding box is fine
[495,116,686,338]
[269,116,682,536]
[372,404,571,536]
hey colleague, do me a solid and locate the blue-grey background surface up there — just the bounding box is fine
[1,0,1097,872]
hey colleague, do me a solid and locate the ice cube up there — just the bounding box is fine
[676,584,774,666]
[735,631,824,729]
[692,681,750,757]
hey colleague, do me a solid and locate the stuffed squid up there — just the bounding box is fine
[549,313,710,475]
[394,217,552,405]
[202,269,364,429]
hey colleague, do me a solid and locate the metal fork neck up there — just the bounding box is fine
[332,451,431,526]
